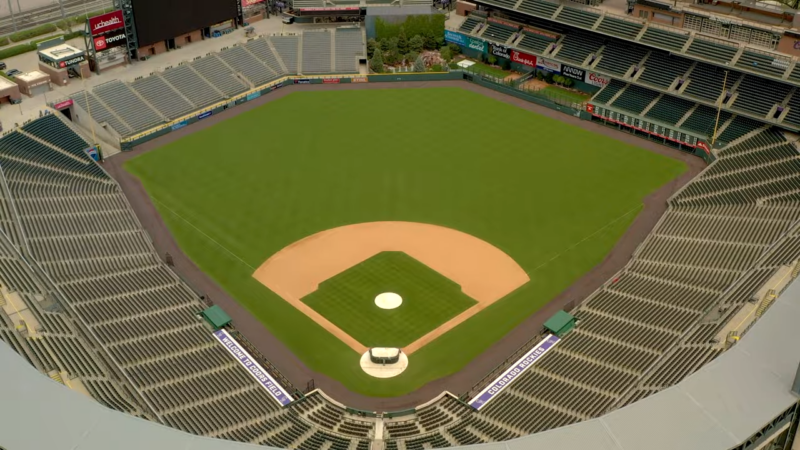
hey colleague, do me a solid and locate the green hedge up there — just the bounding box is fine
[0,43,36,59]
[9,24,57,43]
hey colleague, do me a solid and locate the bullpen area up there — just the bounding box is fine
[124,86,686,397]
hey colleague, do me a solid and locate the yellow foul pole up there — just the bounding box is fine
[711,70,729,146]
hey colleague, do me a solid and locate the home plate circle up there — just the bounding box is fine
[375,292,402,309]
[360,348,408,378]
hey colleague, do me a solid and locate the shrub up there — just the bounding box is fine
[9,24,57,43]
[409,35,424,53]
[544,72,554,84]
[0,43,36,60]
[431,64,443,72]
[535,71,544,80]
[405,51,419,64]
[564,78,574,87]
[439,47,451,62]
[370,48,384,73]
[413,54,426,72]
[367,38,377,58]
[487,55,497,66]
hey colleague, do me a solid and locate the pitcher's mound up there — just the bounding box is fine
[375,292,402,309]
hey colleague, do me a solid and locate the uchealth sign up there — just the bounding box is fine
[88,10,124,36]
[93,29,127,51]
[489,43,510,60]
[561,64,584,81]
[536,57,561,73]
[585,71,610,87]
[510,49,536,68]
[53,99,73,110]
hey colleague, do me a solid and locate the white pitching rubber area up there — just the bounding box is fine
[375,292,402,309]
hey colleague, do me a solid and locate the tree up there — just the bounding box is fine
[553,75,563,85]
[423,29,437,50]
[370,48,384,73]
[380,38,392,53]
[413,54,426,72]
[488,55,497,66]
[440,46,452,62]
[544,71,554,84]
[397,27,409,55]
[563,78,574,88]
[409,35,425,53]
[405,51,419,65]
[367,38,378,59]
[448,43,461,55]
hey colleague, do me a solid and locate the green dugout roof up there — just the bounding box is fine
[201,305,232,330]
[544,310,575,337]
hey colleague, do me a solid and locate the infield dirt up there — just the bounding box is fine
[252,221,529,354]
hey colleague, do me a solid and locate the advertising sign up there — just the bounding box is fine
[561,64,585,81]
[510,49,536,68]
[84,147,99,161]
[53,99,73,110]
[93,29,127,51]
[58,55,86,68]
[468,335,560,410]
[323,78,340,84]
[522,25,558,40]
[468,37,486,53]
[197,111,212,120]
[536,57,561,73]
[213,329,294,406]
[489,43,510,60]
[585,71,610,87]
[444,30,467,46]
[171,121,187,131]
[351,76,368,83]
[89,10,125,36]
[246,91,261,101]
[294,79,311,84]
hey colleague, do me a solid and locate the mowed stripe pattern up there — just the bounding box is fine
[302,252,477,348]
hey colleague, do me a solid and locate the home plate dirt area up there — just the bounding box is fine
[116,82,698,399]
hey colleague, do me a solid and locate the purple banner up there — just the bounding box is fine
[213,329,293,406]
[469,334,560,410]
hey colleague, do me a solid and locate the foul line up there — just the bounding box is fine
[151,197,256,272]
[530,205,643,274]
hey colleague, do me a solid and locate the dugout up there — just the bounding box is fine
[544,310,575,337]
[200,305,232,330]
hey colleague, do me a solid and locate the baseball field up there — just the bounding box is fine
[125,87,686,397]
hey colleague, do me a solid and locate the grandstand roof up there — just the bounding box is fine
[1,278,799,450]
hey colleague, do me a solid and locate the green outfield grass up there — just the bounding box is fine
[303,252,477,348]
[125,87,686,397]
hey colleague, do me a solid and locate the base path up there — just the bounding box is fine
[253,221,530,354]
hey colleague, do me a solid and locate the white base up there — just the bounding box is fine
[375,292,402,310]
[360,350,408,378]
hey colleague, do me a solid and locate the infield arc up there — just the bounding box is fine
[252,221,530,354]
